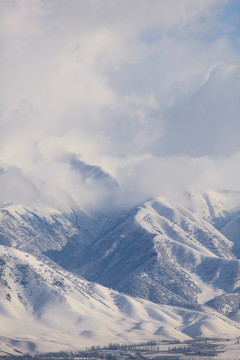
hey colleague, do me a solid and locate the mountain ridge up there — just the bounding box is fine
[1,187,240,353]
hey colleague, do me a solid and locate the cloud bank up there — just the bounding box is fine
[0,0,240,211]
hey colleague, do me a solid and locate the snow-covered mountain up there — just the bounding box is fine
[69,155,118,189]
[1,244,240,356]
[1,185,240,354]
[47,194,240,316]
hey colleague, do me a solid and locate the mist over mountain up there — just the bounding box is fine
[0,0,240,213]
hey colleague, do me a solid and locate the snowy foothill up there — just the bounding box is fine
[1,244,240,355]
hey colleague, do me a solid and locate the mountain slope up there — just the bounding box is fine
[1,244,240,355]
[1,193,240,313]
[0,203,110,262]
[47,195,240,313]
[1,189,240,354]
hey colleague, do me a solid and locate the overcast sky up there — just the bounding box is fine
[0,0,240,211]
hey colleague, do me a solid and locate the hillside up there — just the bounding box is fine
[1,190,240,354]
[1,244,240,355]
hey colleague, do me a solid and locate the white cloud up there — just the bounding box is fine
[0,0,239,211]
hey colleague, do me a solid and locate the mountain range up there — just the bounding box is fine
[1,160,240,355]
